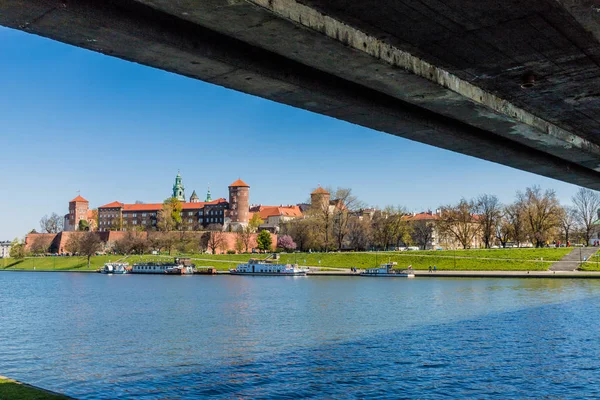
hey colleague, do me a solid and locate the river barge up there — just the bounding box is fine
[360,262,415,278]
[230,254,307,276]
[131,257,195,275]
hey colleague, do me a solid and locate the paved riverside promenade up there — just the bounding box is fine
[550,247,598,271]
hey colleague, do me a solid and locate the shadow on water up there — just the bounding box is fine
[82,296,600,399]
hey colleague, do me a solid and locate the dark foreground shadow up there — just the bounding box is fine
[0,377,71,400]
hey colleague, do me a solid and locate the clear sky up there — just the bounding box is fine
[0,26,585,240]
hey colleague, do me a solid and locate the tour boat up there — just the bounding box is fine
[130,257,195,275]
[230,254,307,276]
[360,262,415,278]
[131,262,178,274]
[164,265,195,275]
[101,262,129,274]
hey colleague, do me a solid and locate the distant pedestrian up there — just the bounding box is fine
[428,265,432,273]
[433,265,437,272]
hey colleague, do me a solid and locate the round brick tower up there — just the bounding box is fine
[310,186,330,211]
[229,179,250,225]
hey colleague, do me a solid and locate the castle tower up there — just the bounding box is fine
[68,195,89,231]
[205,186,212,202]
[311,186,331,211]
[190,190,199,203]
[228,179,250,226]
[172,171,185,202]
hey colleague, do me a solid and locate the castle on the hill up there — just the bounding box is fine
[64,172,308,233]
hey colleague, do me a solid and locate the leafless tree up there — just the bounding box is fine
[558,206,577,244]
[437,199,480,249]
[331,188,364,250]
[411,220,435,250]
[572,188,600,245]
[66,232,103,268]
[504,202,527,247]
[518,186,560,248]
[236,225,253,253]
[371,206,411,250]
[476,194,502,248]
[207,224,225,254]
[495,215,511,248]
[40,213,64,233]
[29,235,52,255]
[346,217,371,251]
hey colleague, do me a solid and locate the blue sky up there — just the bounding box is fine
[0,26,584,240]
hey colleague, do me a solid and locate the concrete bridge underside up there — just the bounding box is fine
[3,0,600,188]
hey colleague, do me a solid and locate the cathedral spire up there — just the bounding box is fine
[172,171,185,201]
[205,184,212,202]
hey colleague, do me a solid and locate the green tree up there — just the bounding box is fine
[248,213,264,233]
[157,197,183,231]
[9,238,26,259]
[66,232,103,268]
[257,230,272,252]
[78,219,90,231]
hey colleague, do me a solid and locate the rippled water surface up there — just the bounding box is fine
[1,272,600,398]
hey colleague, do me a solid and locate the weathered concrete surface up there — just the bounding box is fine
[2,0,600,187]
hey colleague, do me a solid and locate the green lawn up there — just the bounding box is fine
[577,250,600,271]
[0,377,70,400]
[172,248,572,271]
[0,248,575,272]
[0,255,173,272]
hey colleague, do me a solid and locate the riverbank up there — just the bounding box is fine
[0,376,71,399]
[1,248,592,273]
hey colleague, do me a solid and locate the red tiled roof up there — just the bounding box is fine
[252,205,303,220]
[407,212,440,221]
[99,198,228,211]
[229,179,250,187]
[70,195,88,203]
[311,187,329,195]
[99,201,124,209]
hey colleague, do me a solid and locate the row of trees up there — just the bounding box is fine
[438,187,600,249]
[280,186,600,251]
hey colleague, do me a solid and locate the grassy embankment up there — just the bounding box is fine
[577,249,600,271]
[0,376,70,400]
[0,255,177,272]
[185,248,571,271]
[0,248,573,272]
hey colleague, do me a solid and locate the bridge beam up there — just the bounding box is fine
[1,0,600,188]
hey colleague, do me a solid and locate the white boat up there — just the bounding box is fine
[131,263,176,274]
[360,262,415,278]
[131,258,195,275]
[101,262,129,274]
[230,254,307,276]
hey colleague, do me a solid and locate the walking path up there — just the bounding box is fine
[549,247,598,271]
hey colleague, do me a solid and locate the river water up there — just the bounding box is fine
[1,272,599,398]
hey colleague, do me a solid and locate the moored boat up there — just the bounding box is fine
[101,262,129,274]
[360,262,415,278]
[131,257,195,275]
[230,254,307,276]
[164,265,195,275]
